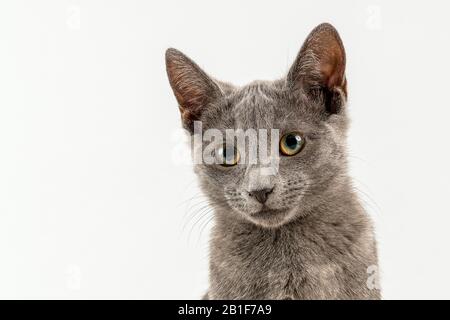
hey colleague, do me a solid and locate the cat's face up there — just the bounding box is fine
[166,23,349,228]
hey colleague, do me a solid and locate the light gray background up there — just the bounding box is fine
[1,0,449,299]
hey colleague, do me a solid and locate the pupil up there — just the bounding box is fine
[223,146,234,161]
[285,135,299,149]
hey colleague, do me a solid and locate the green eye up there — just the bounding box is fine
[280,132,305,156]
[216,144,240,166]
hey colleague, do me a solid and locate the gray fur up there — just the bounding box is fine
[166,23,380,300]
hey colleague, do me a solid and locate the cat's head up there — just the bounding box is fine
[166,23,349,228]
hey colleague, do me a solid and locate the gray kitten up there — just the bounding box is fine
[166,23,380,299]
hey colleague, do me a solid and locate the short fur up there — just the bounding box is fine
[166,23,380,299]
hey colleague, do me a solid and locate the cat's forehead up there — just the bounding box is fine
[232,81,280,105]
[229,81,283,129]
[204,80,319,132]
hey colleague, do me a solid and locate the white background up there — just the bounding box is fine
[1,0,449,299]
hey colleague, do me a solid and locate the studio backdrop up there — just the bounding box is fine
[0,0,449,299]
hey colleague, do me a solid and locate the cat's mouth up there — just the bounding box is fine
[250,207,285,218]
[247,206,291,227]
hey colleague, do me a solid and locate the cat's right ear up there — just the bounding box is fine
[165,48,222,132]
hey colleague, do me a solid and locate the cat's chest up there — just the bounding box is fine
[261,238,310,299]
[211,224,345,299]
[230,231,341,299]
[264,256,342,299]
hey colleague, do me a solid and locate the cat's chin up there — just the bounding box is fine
[245,207,298,229]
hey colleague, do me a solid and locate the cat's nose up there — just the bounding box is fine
[248,188,274,204]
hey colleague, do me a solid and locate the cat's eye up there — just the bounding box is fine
[216,144,240,166]
[280,132,305,156]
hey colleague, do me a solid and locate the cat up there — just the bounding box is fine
[165,23,380,299]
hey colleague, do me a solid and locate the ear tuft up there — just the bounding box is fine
[165,48,221,131]
[287,23,347,114]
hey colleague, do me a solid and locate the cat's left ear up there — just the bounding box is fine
[287,23,347,114]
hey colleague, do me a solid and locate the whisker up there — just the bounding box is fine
[197,215,215,245]
[188,208,214,243]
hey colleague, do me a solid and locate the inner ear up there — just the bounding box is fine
[287,23,347,114]
[165,48,222,131]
